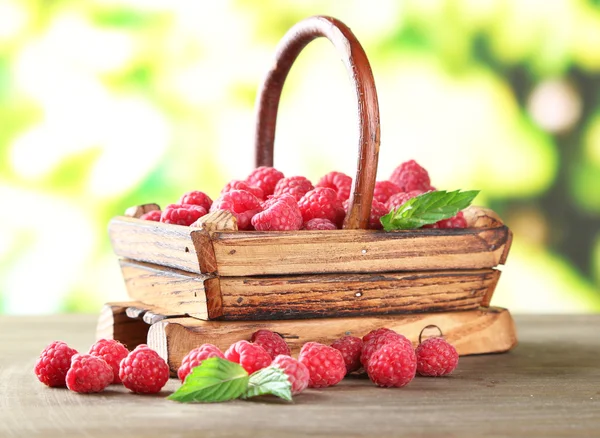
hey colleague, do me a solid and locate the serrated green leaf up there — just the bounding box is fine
[241,365,293,402]
[167,357,249,403]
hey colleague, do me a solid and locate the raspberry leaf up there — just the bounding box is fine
[168,357,249,403]
[380,190,479,231]
[241,365,292,402]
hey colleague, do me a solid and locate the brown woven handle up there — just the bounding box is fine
[254,16,381,230]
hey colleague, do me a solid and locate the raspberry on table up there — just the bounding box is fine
[88,339,129,384]
[210,189,262,230]
[34,341,78,387]
[390,160,434,192]
[367,342,417,387]
[361,330,413,368]
[298,342,346,388]
[302,218,338,230]
[373,181,401,204]
[251,194,303,231]
[273,176,314,201]
[221,180,265,201]
[271,355,310,395]
[224,340,272,375]
[139,210,161,221]
[424,211,468,229]
[160,204,207,226]
[250,330,291,360]
[362,327,396,344]
[178,344,225,381]
[330,336,363,374]
[415,337,459,376]
[66,354,114,393]
[119,345,170,394]
[246,166,285,197]
[298,187,345,227]
[316,171,352,201]
[179,190,213,211]
[386,190,425,212]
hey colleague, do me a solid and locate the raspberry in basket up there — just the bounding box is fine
[178,344,225,381]
[316,171,352,201]
[66,354,114,393]
[415,337,459,376]
[119,345,170,394]
[140,210,161,221]
[424,211,467,229]
[210,189,262,230]
[386,190,424,211]
[298,187,345,227]
[34,341,78,387]
[246,166,285,197]
[331,336,363,374]
[179,190,213,211]
[251,194,303,231]
[367,342,417,387]
[160,204,207,226]
[272,355,310,395]
[369,199,388,230]
[390,160,434,192]
[88,339,129,384]
[373,180,401,204]
[303,218,338,230]
[273,176,314,201]
[361,329,412,368]
[224,340,272,374]
[221,180,265,201]
[251,329,291,359]
[298,342,346,388]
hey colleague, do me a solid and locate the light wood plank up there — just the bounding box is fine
[95,302,149,349]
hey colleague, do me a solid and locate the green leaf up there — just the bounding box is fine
[241,365,293,402]
[167,357,249,403]
[380,190,479,231]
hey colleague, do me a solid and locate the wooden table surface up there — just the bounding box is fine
[1,314,598,438]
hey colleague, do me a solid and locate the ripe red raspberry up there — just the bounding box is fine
[272,355,310,395]
[179,190,213,211]
[140,210,161,221]
[361,330,413,368]
[65,354,114,393]
[250,330,291,360]
[424,211,467,229]
[303,218,338,230]
[246,166,285,197]
[416,337,459,376]
[34,341,78,387]
[224,340,272,374]
[273,176,314,201]
[221,180,264,201]
[362,327,395,344]
[316,171,352,201]
[373,181,401,204]
[178,344,225,381]
[367,342,417,387]
[390,160,434,192]
[160,204,207,226]
[210,189,262,230]
[298,187,345,227]
[251,194,303,231]
[369,199,389,230]
[119,345,170,394]
[298,342,346,388]
[88,339,129,384]
[330,336,363,374]
[386,190,424,211]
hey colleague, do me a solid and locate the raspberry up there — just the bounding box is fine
[271,355,310,395]
[415,337,459,376]
[34,341,78,387]
[424,211,467,229]
[178,344,225,381]
[362,327,395,344]
[298,342,346,388]
[298,187,345,227]
[303,218,337,230]
[179,190,213,211]
[330,336,363,374]
[210,189,262,230]
[251,194,303,231]
[316,171,352,201]
[160,204,207,226]
[250,330,291,360]
[373,181,401,204]
[361,330,413,368]
[224,340,272,374]
[367,342,417,387]
[65,354,114,393]
[246,166,285,197]
[140,210,161,221]
[386,190,424,211]
[369,199,389,230]
[390,160,433,192]
[221,180,264,201]
[119,345,170,394]
[273,176,314,201]
[88,339,129,384]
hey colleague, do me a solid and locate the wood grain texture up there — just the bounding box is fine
[192,209,237,233]
[96,302,149,349]
[124,203,160,218]
[147,307,517,374]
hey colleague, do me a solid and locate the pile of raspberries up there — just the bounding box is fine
[35,328,458,395]
[139,160,467,231]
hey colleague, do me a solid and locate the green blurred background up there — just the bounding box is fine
[1,0,599,314]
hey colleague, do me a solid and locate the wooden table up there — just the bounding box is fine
[1,315,598,437]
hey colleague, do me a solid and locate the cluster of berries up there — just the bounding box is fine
[34,339,169,394]
[139,160,466,231]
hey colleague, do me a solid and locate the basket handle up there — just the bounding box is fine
[254,16,381,230]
